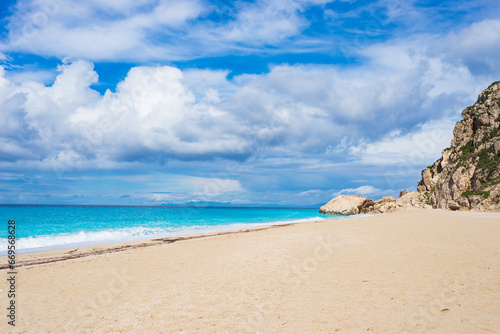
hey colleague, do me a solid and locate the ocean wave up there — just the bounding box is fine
[0,216,328,255]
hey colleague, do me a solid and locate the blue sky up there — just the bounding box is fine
[0,0,499,206]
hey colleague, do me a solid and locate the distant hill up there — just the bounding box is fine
[417,81,500,211]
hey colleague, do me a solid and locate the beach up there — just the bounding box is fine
[1,209,499,333]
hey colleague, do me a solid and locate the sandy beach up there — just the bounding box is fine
[1,209,499,333]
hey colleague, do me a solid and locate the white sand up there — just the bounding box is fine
[1,209,499,333]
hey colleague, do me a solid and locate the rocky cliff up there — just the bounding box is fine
[319,81,500,216]
[417,81,500,211]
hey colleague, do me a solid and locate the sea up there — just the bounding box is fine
[0,205,337,255]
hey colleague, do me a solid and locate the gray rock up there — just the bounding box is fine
[417,81,500,212]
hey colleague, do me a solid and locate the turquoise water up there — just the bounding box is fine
[0,205,333,254]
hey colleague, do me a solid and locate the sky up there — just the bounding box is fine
[0,0,499,206]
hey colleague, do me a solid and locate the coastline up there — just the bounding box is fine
[0,206,327,256]
[1,213,374,269]
[1,209,499,333]
[0,219,314,270]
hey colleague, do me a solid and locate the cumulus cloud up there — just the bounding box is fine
[0,60,345,170]
[0,61,251,168]
[0,31,496,173]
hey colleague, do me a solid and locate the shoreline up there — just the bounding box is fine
[0,214,342,262]
[0,220,305,270]
[0,206,328,257]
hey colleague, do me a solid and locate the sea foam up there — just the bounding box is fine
[0,216,326,255]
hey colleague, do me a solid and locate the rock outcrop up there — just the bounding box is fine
[360,192,430,214]
[319,192,430,215]
[319,195,374,215]
[399,189,409,197]
[319,81,500,216]
[417,81,500,211]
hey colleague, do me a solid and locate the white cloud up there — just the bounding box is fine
[297,189,323,196]
[331,185,394,198]
[205,0,329,47]
[443,19,500,67]
[1,0,334,61]
[180,175,244,194]
[348,118,456,165]
[0,50,492,173]
[63,63,252,161]
[4,0,205,60]
[1,60,343,169]
[144,174,244,201]
[2,0,499,69]
[0,0,348,61]
[1,17,500,182]
[150,193,172,202]
[4,69,57,85]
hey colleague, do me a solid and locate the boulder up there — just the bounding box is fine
[456,196,470,210]
[396,191,429,209]
[319,195,375,215]
[399,189,410,198]
[380,196,395,202]
[448,200,461,211]
[373,200,397,214]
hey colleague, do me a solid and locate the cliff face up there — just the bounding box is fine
[417,81,500,211]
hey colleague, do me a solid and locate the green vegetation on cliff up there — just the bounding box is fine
[417,81,500,210]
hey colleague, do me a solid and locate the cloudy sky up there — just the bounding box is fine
[0,0,499,206]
